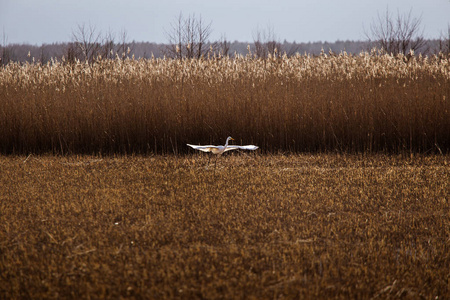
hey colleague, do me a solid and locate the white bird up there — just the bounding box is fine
[187,136,258,155]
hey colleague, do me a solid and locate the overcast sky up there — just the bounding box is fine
[1,0,449,45]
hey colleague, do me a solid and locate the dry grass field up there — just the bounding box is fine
[1,154,449,299]
[0,53,449,154]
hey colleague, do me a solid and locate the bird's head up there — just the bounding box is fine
[227,136,234,141]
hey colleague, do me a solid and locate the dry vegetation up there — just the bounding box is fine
[0,52,449,154]
[1,52,449,298]
[0,154,449,299]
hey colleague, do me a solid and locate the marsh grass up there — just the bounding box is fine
[1,154,449,299]
[0,53,449,154]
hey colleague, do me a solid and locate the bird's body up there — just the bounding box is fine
[187,136,258,155]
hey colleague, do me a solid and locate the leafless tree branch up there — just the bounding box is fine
[252,25,284,59]
[365,8,426,56]
[71,23,102,63]
[436,24,450,56]
[164,13,214,59]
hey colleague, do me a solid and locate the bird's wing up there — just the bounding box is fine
[225,145,259,151]
[187,144,219,152]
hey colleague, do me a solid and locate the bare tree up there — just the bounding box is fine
[1,28,14,66]
[217,34,230,57]
[38,45,49,64]
[436,24,450,55]
[65,42,77,64]
[252,25,283,59]
[116,29,133,60]
[102,29,116,60]
[365,8,426,56]
[71,23,102,63]
[165,13,215,59]
[283,40,301,57]
[67,25,133,63]
[252,29,266,59]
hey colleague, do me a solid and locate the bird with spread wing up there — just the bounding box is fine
[187,136,258,155]
[187,137,258,173]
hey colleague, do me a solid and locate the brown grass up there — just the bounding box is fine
[0,53,449,154]
[1,154,449,299]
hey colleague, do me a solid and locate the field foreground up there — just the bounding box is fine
[1,154,449,299]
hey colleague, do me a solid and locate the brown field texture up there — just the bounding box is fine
[0,154,449,299]
[0,53,449,154]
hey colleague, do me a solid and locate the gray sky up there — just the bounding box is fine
[1,0,449,45]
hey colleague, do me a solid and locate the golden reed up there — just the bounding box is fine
[0,52,449,154]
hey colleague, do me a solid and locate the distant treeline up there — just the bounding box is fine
[1,39,446,65]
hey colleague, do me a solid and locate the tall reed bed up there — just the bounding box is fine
[0,52,449,154]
